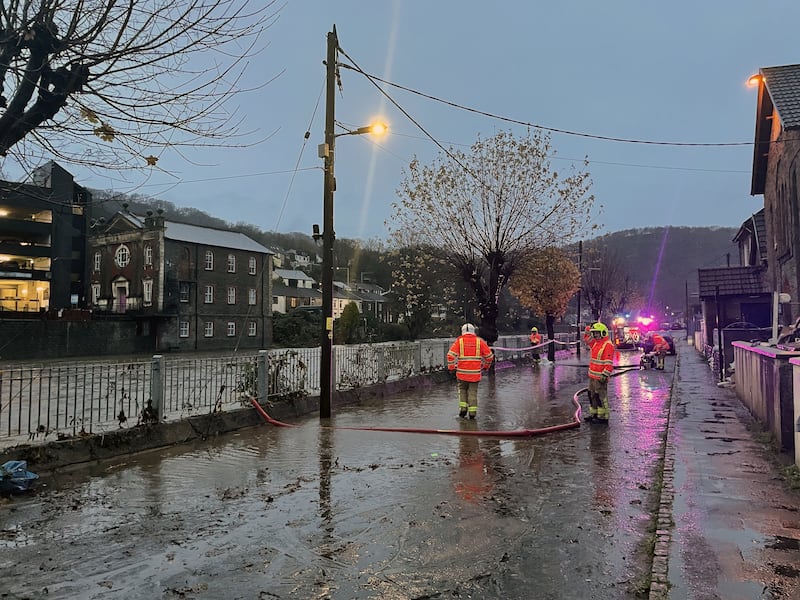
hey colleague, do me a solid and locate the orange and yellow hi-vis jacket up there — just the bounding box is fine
[447,333,494,382]
[652,334,670,354]
[586,337,615,381]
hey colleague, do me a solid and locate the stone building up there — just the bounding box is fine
[90,210,273,351]
[751,63,800,324]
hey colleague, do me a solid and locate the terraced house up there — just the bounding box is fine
[90,210,273,351]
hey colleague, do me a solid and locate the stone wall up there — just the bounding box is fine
[0,318,155,361]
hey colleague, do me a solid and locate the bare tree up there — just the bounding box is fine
[582,246,624,321]
[607,274,644,316]
[383,244,459,340]
[389,130,597,344]
[0,0,279,173]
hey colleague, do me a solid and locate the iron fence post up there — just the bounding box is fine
[257,350,268,404]
[151,355,165,421]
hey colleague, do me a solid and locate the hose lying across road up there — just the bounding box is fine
[250,365,641,439]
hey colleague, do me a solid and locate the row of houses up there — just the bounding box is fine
[271,267,389,321]
[695,63,800,348]
[0,161,390,355]
[689,62,800,464]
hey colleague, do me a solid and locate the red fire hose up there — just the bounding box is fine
[250,364,641,438]
[250,389,585,438]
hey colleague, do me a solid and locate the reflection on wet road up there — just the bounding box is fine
[0,354,674,599]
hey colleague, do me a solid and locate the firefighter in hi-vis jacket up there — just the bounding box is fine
[583,322,615,424]
[447,323,494,419]
[529,326,543,365]
[651,332,670,370]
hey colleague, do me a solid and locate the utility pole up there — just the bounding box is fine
[576,240,582,358]
[715,285,724,382]
[319,26,338,419]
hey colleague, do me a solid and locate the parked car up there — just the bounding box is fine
[639,334,676,355]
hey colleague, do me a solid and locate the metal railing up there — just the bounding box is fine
[0,334,547,449]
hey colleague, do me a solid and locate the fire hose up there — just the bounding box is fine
[250,365,640,439]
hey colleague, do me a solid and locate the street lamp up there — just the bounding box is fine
[318,25,387,419]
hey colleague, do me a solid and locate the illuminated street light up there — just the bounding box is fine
[747,73,762,88]
[318,25,387,419]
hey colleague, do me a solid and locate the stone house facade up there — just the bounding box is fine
[751,63,800,325]
[90,211,273,351]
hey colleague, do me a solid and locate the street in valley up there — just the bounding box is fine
[2,350,678,599]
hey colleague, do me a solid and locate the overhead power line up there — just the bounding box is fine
[340,64,755,148]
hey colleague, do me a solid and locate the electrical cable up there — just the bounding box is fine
[341,65,755,148]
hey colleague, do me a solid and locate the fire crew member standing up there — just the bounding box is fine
[583,322,615,424]
[447,323,494,419]
[529,326,543,365]
[651,332,669,370]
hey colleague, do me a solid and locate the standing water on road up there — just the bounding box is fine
[0,354,672,599]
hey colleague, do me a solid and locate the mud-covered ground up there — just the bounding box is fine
[0,355,672,599]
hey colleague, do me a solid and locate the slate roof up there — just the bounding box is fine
[164,221,271,254]
[761,64,800,128]
[752,64,800,194]
[271,283,321,300]
[733,209,767,265]
[113,212,272,254]
[698,266,769,298]
[274,268,314,281]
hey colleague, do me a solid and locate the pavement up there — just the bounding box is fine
[651,340,800,599]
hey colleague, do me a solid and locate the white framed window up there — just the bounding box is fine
[179,321,189,338]
[115,244,130,267]
[143,279,153,305]
[179,282,190,302]
[204,285,214,304]
[248,321,257,337]
[91,283,101,304]
[144,244,153,266]
[248,288,256,305]
[227,321,236,337]
[204,250,214,270]
[93,252,101,272]
[227,286,236,304]
[204,321,214,337]
[227,254,236,273]
[248,256,257,275]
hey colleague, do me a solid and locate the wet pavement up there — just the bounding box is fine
[1,343,794,599]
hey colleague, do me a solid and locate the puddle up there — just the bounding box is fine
[766,535,800,551]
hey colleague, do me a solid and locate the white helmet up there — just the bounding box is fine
[461,323,476,334]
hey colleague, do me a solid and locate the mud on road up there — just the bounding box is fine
[0,358,671,599]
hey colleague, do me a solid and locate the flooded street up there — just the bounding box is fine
[0,355,673,599]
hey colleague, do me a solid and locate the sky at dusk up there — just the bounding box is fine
[24,1,800,241]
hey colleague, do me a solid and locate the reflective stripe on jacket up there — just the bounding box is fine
[447,333,494,382]
[529,333,542,346]
[588,338,614,380]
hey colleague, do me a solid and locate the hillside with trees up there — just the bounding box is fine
[581,226,739,319]
[89,190,740,332]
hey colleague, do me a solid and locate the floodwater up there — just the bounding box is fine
[0,354,673,599]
